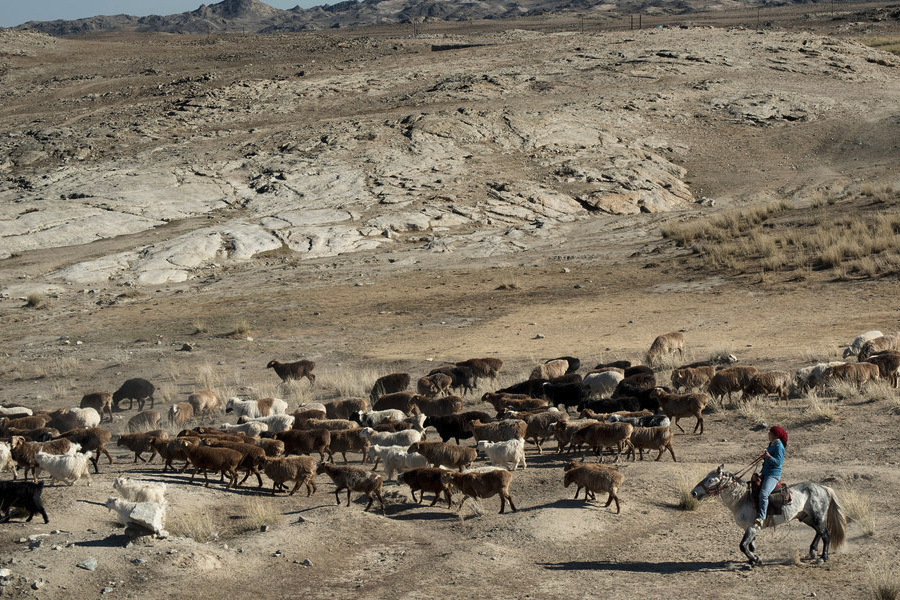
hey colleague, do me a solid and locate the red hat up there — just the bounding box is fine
[770,425,788,447]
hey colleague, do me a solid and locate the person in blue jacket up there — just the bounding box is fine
[755,425,787,528]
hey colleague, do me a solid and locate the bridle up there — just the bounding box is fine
[699,454,765,498]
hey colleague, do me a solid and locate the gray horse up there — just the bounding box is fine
[691,465,846,565]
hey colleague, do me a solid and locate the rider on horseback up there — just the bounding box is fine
[755,425,787,528]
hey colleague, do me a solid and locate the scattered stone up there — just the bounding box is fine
[77,557,98,572]
[260,525,270,532]
[131,558,145,565]
[533,334,545,339]
[177,343,194,352]
[31,580,44,590]
[101,586,114,594]
[302,558,313,567]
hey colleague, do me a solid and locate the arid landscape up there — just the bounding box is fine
[2,2,900,599]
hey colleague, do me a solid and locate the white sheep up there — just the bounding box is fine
[0,405,33,417]
[35,450,94,486]
[843,330,884,359]
[105,497,168,536]
[354,409,406,427]
[226,397,288,420]
[358,427,423,449]
[113,476,167,504]
[476,438,527,471]
[221,421,268,438]
[582,371,625,398]
[0,441,15,476]
[368,445,429,481]
[237,413,295,433]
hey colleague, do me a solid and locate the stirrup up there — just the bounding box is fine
[753,518,764,529]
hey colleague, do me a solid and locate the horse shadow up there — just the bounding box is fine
[538,559,735,574]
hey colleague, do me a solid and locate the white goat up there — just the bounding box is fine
[226,397,288,419]
[476,438,527,471]
[238,414,295,433]
[113,476,167,504]
[35,450,94,486]
[358,427,422,448]
[221,421,268,437]
[368,445,429,481]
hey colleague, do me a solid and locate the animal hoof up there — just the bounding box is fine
[815,558,825,565]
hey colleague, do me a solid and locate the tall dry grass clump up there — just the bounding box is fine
[804,391,837,422]
[675,472,701,511]
[868,554,900,600]
[234,498,284,533]
[25,292,45,308]
[840,487,875,537]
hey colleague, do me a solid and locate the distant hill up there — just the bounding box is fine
[12,0,740,35]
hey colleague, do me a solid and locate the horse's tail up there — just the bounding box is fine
[825,486,847,551]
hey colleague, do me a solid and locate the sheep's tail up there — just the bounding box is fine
[825,486,847,551]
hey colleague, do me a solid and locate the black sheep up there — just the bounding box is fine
[112,378,155,411]
[0,481,49,524]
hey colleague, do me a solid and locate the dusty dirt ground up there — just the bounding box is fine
[2,6,900,600]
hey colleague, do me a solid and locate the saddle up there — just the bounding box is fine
[750,473,792,516]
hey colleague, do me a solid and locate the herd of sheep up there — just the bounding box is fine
[1,329,897,526]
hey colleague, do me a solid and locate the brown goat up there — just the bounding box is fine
[650,388,709,435]
[267,359,316,383]
[442,469,517,514]
[80,392,114,423]
[316,462,384,514]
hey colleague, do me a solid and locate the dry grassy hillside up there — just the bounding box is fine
[1,8,900,600]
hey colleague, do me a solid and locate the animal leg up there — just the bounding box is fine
[674,418,686,434]
[346,489,352,507]
[740,527,762,565]
[364,492,374,512]
[505,493,517,513]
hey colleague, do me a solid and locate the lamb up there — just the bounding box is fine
[407,394,463,417]
[427,365,477,396]
[183,444,242,488]
[465,419,527,443]
[0,481,49,524]
[80,392,113,423]
[35,449,94,486]
[742,371,791,401]
[226,397,289,420]
[351,409,407,428]
[127,410,162,433]
[263,455,317,496]
[149,436,197,472]
[824,362,880,387]
[372,391,419,413]
[168,402,194,427]
[626,426,677,462]
[58,427,114,474]
[582,370,625,398]
[456,358,504,384]
[324,397,370,420]
[113,477,167,504]
[220,421,268,438]
[326,428,370,464]
[267,359,316,383]
[670,366,716,392]
[112,378,156,411]
[370,373,411,402]
[476,438,526,471]
[316,462,385,514]
[116,430,167,463]
[530,359,569,380]
[857,335,900,362]
[649,388,709,435]
[865,351,900,387]
[238,414,295,433]
[482,392,549,412]
[416,373,453,397]
[843,330,884,359]
[646,331,685,366]
[397,467,453,507]
[441,469,517,514]
[571,422,634,462]
[187,389,224,415]
[368,445,429,481]
[274,429,331,461]
[708,366,759,402]
[407,441,478,472]
[358,427,422,449]
[10,436,76,482]
[563,463,625,513]
[46,407,101,433]
[423,411,493,445]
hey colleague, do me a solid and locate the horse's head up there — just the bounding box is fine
[691,464,733,500]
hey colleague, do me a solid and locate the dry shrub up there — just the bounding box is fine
[861,380,895,404]
[736,398,767,426]
[675,472,701,511]
[231,319,251,338]
[168,509,222,542]
[868,554,900,600]
[233,498,284,533]
[841,487,875,537]
[827,380,863,403]
[25,292,45,308]
[192,320,209,334]
[804,392,836,422]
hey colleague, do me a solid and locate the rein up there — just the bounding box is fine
[701,454,765,497]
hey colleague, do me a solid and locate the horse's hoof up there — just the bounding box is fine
[815,558,826,565]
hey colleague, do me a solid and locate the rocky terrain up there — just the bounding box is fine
[1,6,900,600]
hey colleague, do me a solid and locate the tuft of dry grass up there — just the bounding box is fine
[232,498,284,533]
[867,554,900,600]
[192,320,209,334]
[736,398,768,426]
[675,472,701,511]
[230,319,252,338]
[25,292,45,308]
[168,510,222,542]
[841,487,875,537]
[861,380,896,404]
[805,392,837,422]
[827,380,863,403]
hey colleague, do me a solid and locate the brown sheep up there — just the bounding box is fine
[198,439,267,488]
[149,436,197,472]
[571,422,634,462]
[529,359,568,381]
[408,394,463,417]
[1,415,51,436]
[553,420,594,454]
[267,359,316,383]
[187,389,223,415]
[518,410,568,454]
[417,373,453,397]
[825,362,880,387]
[456,358,504,383]
[263,455,317,496]
[299,418,358,431]
[370,373,411,402]
[168,402,195,427]
[57,428,114,474]
[397,467,453,507]
[372,391,418,413]
[256,438,285,458]
[649,388,709,435]
[9,436,75,482]
[291,407,328,428]
[324,397,369,420]
[316,462,384,514]
[563,463,625,513]
[743,371,791,401]
[857,335,900,362]
[670,366,716,392]
[407,441,477,472]
[646,331,685,366]
[708,366,759,402]
[866,351,900,387]
[482,392,549,413]
[442,469,517,514]
[327,428,371,464]
[116,430,167,463]
[465,419,527,443]
[127,410,162,433]
[274,429,331,461]
[183,444,242,489]
[626,426,677,462]
[80,392,113,423]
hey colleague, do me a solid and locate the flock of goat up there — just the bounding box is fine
[1,328,896,527]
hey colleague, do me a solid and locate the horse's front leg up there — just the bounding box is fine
[740,527,762,566]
